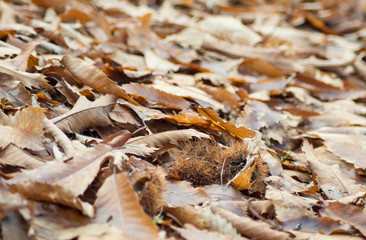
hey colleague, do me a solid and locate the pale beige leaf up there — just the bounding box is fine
[306,127,366,169]
[43,118,74,156]
[125,129,209,148]
[298,141,361,200]
[95,171,159,240]
[10,144,113,197]
[0,125,44,151]
[0,143,44,169]
[0,65,50,89]
[198,16,262,46]
[51,95,114,133]
[165,206,241,239]
[31,220,127,240]
[265,185,317,222]
[174,224,238,240]
[164,180,210,206]
[211,206,291,240]
[11,181,93,217]
[144,49,179,73]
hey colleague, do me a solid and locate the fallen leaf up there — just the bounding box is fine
[197,107,255,139]
[9,144,114,197]
[51,95,114,133]
[230,161,256,190]
[11,181,93,217]
[122,83,191,110]
[164,180,210,206]
[297,141,361,200]
[95,171,159,240]
[211,206,291,240]
[238,58,284,78]
[0,144,44,169]
[62,55,138,105]
[173,224,236,240]
[326,202,366,237]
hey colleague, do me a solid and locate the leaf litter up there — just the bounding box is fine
[0,0,366,239]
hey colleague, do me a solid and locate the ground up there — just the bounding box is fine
[0,0,366,239]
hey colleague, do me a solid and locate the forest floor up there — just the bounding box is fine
[1,0,366,239]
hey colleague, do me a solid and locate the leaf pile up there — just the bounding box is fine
[0,0,366,239]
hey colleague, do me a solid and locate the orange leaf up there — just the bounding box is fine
[196,107,255,139]
[230,161,256,190]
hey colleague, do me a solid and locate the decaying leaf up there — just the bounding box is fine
[0,144,44,169]
[197,107,255,139]
[10,181,93,217]
[95,171,159,240]
[0,0,366,239]
[326,202,366,237]
[51,95,114,133]
[297,141,361,200]
[9,144,114,197]
[164,180,210,206]
[0,125,45,151]
[62,56,138,105]
[211,206,291,240]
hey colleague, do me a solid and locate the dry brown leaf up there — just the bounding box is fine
[162,111,212,129]
[94,171,159,240]
[298,141,361,200]
[122,83,191,110]
[108,104,142,127]
[202,41,304,74]
[12,41,40,71]
[265,185,318,222]
[163,180,210,206]
[0,74,32,107]
[289,231,364,240]
[201,185,245,201]
[51,95,114,133]
[173,224,237,240]
[0,65,50,89]
[236,100,285,131]
[2,106,45,137]
[0,125,45,151]
[61,56,138,104]
[306,128,366,169]
[238,58,284,78]
[9,144,113,197]
[282,216,353,234]
[125,129,210,149]
[165,205,241,239]
[0,143,44,169]
[43,118,74,156]
[326,202,366,237]
[11,181,93,216]
[197,107,255,139]
[211,206,291,240]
